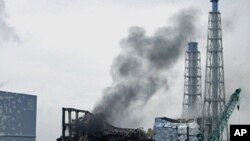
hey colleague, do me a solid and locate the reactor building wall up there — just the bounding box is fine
[0,91,37,141]
[153,117,202,141]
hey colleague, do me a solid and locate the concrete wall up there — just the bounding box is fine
[0,91,37,141]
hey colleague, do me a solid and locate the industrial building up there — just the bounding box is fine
[153,117,202,141]
[153,42,203,141]
[154,0,233,141]
[57,108,152,141]
[0,91,37,141]
[56,0,241,141]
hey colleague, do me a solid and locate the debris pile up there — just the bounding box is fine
[56,108,152,141]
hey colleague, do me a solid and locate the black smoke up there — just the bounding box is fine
[93,8,200,127]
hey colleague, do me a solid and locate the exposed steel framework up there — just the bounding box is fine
[182,42,202,119]
[202,0,228,140]
[58,108,151,141]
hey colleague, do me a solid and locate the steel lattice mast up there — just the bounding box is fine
[182,42,202,119]
[202,0,227,140]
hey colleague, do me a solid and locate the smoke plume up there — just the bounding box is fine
[94,8,200,127]
[0,0,19,43]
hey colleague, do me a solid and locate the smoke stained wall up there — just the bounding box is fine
[93,8,201,128]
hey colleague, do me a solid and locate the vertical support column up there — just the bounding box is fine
[76,111,79,120]
[62,108,66,140]
[68,109,72,137]
[187,126,189,141]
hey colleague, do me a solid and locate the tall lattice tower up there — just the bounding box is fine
[203,0,227,140]
[182,42,202,119]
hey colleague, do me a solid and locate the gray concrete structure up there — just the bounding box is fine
[153,117,201,141]
[0,91,37,141]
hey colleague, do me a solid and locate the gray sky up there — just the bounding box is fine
[0,0,249,140]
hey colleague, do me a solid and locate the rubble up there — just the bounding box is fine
[57,108,152,141]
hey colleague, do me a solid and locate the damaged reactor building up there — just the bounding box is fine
[57,0,241,141]
[0,0,242,141]
[56,108,152,141]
